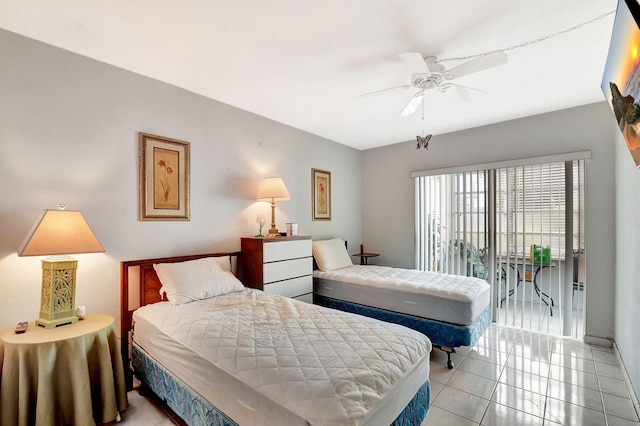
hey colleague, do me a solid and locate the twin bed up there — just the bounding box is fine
[120,239,491,425]
[121,251,432,426]
[312,238,492,369]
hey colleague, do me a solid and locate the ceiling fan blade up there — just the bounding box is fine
[453,85,471,102]
[398,52,430,75]
[448,51,507,79]
[451,82,486,93]
[359,84,414,98]
[400,92,424,116]
[447,81,486,101]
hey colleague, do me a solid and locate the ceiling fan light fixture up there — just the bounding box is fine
[424,80,436,91]
[365,50,508,118]
[411,73,430,85]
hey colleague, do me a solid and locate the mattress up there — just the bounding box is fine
[314,265,491,326]
[132,288,432,426]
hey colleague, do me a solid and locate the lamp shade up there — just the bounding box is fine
[18,209,105,256]
[256,177,291,202]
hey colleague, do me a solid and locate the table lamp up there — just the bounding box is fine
[256,177,290,236]
[18,205,105,328]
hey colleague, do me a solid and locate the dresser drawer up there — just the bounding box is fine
[263,257,312,283]
[264,275,312,298]
[263,257,313,284]
[241,236,313,294]
[263,239,312,262]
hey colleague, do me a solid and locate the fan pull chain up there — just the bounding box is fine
[415,96,431,150]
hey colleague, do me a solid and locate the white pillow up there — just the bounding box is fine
[213,255,232,272]
[312,238,353,271]
[153,257,244,305]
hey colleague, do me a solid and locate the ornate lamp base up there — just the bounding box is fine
[36,315,78,328]
[36,257,79,328]
[267,200,280,235]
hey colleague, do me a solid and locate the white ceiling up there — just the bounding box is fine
[0,0,618,150]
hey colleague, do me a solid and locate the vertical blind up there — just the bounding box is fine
[416,161,585,268]
[415,171,489,276]
[415,159,586,336]
[495,161,585,259]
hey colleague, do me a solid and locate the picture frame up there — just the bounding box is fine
[138,132,190,221]
[312,168,331,221]
[601,0,640,168]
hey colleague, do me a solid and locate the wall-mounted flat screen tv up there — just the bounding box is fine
[602,0,640,168]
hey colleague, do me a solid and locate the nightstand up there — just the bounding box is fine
[0,314,129,425]
[352,244,380,265]
[241,236,313,302]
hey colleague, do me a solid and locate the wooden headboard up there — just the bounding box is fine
[120,251,243,389]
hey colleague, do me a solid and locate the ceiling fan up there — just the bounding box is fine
[362,51,508,117]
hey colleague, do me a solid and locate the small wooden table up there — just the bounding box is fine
[352,245,380,265]
[0,314,129,425]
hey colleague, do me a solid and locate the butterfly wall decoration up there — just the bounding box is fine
[416,134,432,150]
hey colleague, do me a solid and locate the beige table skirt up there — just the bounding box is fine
[0,314,129,425]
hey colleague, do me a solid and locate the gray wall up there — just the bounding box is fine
[0,29,362,329]
[361,102,616,342]
[614,128,640,402]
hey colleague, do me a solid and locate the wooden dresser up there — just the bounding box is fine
[241,236,313,302]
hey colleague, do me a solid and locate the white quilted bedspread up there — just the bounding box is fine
[314,265,490,302]
[133,289,432,426]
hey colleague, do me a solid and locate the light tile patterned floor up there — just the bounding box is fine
[425,324,640,426]
[117,323,640,425]
[495,298,585,339]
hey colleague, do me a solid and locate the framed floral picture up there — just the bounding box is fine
[312,168,331,221]
[138,132,190,221]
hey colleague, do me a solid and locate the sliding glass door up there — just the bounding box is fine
[415,159,586,337]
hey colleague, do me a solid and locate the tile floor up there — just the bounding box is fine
[425,324,639,425]
[117,323,639,425]
[494,301,584,339]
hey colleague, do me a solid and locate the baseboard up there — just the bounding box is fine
[583,334,613,348]
[613,341,640,421]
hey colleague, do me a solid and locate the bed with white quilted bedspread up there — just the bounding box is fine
[133,288,432,426]
[313,265,491,326]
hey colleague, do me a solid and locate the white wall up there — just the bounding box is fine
[0,29,362,331]
[361,103,616,341]
[614,128,640,402]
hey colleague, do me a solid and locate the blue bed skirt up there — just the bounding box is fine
[132,344,430,425]
[132,345,235,426]
[314,294,491,349]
